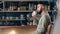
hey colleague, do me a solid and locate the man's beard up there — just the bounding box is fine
[37,10,42,14]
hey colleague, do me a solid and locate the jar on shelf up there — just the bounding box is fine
[16,17,19,20]
[10,17,13,20]
[18,7,20,11]
[6,16,9,20]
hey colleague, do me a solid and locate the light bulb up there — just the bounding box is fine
[9,30,15,34]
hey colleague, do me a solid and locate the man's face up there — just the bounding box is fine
[37,4,42,12]
[42,5,47,11]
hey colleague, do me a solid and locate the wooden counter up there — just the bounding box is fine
[0,25,37,28]
[0,26,37,34]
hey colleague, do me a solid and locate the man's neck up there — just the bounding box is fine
[42,10,46,13]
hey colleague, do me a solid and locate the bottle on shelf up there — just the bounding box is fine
[27,22,30,26]
[0,22,3,25]
[20,14,25,26]
[30,17,33,26]
[20,14,24,19]
[26,14,33,26]
[30,22,33,26]
[2,16,4,20]
[4,22,9,25]
[0,17,1,20]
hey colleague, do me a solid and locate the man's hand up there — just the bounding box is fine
[32,11,36,18]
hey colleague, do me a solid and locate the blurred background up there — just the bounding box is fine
[0,0,57,34]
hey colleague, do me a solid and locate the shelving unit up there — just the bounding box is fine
[0,0,56,26]
[0,11,32,26]
[0,1,39,26]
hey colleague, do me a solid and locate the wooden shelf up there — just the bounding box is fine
[0,19,25,21]
[2,0,51,2]
[0,10,32,12]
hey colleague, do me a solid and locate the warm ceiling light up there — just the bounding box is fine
[9,30,15,34]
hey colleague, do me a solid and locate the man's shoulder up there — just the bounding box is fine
[42,14,50,19]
